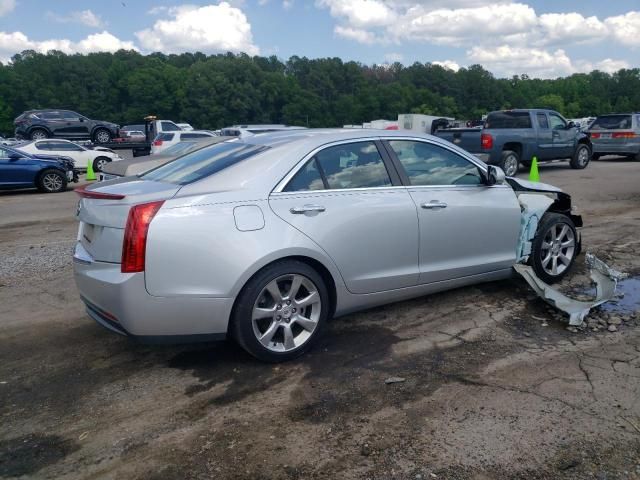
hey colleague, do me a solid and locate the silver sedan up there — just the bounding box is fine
[73,129,582,361]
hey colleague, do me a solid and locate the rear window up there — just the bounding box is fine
[141,141,269,185]
[180,133,211,139]
[590,115,633,130]
[162,141,198,156]
[156,133,174,141]
[485,112,532,129]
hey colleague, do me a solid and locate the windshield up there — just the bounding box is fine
[141,141,270,185]
[161,141,199,156]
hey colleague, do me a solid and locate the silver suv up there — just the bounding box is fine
[587,114,640,160]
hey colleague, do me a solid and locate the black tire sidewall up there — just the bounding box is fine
[529,213,577,284]
[570,144,590,169]
[93,156,111,172]
[37,169,67,193]
[232,260,330,362]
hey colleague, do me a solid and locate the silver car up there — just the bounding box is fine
[73,129,582,361]
[587,113,640,160]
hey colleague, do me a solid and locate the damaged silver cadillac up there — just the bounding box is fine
[73,129,583,361]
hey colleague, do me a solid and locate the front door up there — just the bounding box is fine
[0,147,33,187]
[384,139,522,284]
[535,112,555,160]
[269,140,419,294]
[60,111,90,137]
[549,112,574,159]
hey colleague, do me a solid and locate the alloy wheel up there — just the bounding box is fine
[42,173,63,192]
[503,155,518,176]
[31,130,47,140]
[251,274,321,353]
[95,158,108,171]
[95,130,110,143]
[577,147,589,166]
[540,223,575,276]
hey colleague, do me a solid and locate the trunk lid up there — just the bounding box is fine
[76,178,180,263]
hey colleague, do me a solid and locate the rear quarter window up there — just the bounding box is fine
[142,141,269,185]
[485,112,532,129]
[590,115,633,130]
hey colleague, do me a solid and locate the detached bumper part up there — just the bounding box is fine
[514,253,625,326]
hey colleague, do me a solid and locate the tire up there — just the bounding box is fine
[36,169,67,193]
[499,150,520,177]
[634,152,640,162]
[29,128,49,140]
[570,144,591,169]
[231,260,330,362]
[93,129,112,144]
[93,156,111,172]
[530,213,578,284]
[592,154,601,161]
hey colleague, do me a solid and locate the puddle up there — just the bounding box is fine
[576,276,640,314]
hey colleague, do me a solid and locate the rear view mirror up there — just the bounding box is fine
[486,165,505,185]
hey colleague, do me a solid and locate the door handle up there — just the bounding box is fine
[421,201,447,209]
[290,204,326,214]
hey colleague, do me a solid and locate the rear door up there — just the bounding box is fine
[269,139,420,294]
[548,112,574,159]
[384,138,521,284]
[535,112,555,160]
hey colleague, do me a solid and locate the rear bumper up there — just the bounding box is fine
[592,142,640,155]
[474,153,490,163]
[73,242,234,343]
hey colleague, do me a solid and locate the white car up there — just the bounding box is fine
[177,123,194,131]
[151,130,216,154]
[16,139,122,172]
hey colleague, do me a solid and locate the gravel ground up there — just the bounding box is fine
[1,157,639,480]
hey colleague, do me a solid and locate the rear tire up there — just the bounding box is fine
[570,144,591,169]
[93,156,111,172]
[37,169,67,193]
[30,128,49,140]
[530,213,578,284]
[231,260,330,362]
[499,150,520,177]
[93,129,112,144]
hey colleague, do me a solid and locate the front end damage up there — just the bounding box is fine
[509,178,623,326]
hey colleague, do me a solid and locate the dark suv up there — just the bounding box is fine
[14,110,119,144]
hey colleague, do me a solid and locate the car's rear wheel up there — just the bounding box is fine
[570,144,591,169]
[500,150,520,177]
[530,213,577,283]
[231,260,329,362]
[37,169,67,193]
[30,128,49,140]
[93,129,112,144]
[93,156,111,172]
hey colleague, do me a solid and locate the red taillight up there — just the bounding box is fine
[589,132,599,139]
[153,139,163,146]
[75,187,125,200]
[612,131,637,139]
[121,201,164,273]
[481,133,493,150]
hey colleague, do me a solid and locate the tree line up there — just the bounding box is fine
[0,49,639,136]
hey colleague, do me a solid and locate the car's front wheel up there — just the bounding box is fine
[570,144,591,169]
[93,156,111,172]
[37,169,67,193]
[530,213,578,283]
[93,129,112,144]
[231,260,330,362]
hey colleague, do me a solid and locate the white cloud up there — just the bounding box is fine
[537,13,607,45]
[575,58,631,74]
[0,30,136,63]
[432,60,460,71]
[135,3,259,55]
[334,25,380,44]
[317,0,396,28]
[468,45,574,78]
[282,0,294,10]
[47,9,106,28]
[383,52,404,62]
[0,0,15,16]
[605,11,640,48]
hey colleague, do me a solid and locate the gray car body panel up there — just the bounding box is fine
[73,129,573,340]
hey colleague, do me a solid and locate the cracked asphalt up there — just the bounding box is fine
[1,156,639,479]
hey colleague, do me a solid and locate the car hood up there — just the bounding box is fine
[506,177,562,194]
[102,155,175,176]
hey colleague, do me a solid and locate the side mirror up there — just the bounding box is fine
[567,121,576,129]
[79,117,85,122]
[486,165,506,185]
[8,152,21,160]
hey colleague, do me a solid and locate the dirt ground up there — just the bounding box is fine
[1,157,639,480]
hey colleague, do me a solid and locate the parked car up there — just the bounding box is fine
[220,125,307,137]
[73,129,582,361]
[177,123,194,131]
[0,144,77,193]
[435,109,592,176]
[99,136,233,181]
[151,130,217,154]
[14,109,119,143]
[16,139,123,172]
[586,113,640,161]
[122,130,146,142]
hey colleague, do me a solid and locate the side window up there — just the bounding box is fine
[0,147,9,159]
[61,111,80,120]
[537,113,549,129]
[283,158,325,192]
[161,122,181,132]
[35,141,51,150]
[548,114,566,130]
[389,140,483,186]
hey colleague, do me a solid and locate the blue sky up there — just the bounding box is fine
[0,0,638,78]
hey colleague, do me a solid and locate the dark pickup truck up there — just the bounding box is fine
[435,109,592,176]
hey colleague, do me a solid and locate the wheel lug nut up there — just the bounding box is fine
[292,308,296,313]
[286,300,291,305]
[277,304,282,310]
[276,315,281,320]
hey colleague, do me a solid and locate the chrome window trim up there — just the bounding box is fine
[271,135,490,195]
